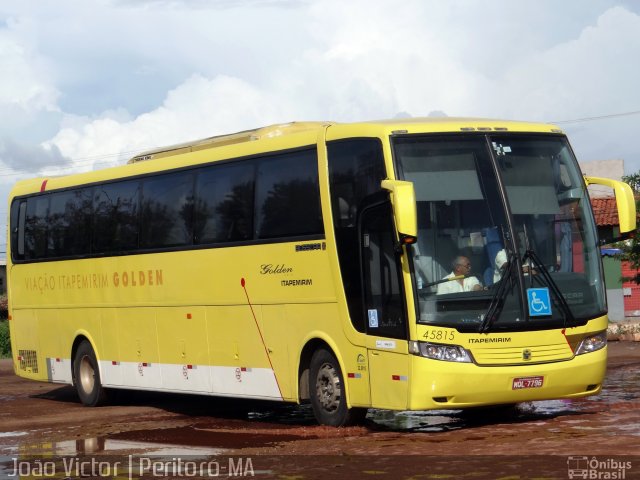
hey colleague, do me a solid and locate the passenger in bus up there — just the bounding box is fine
[436,255,482,294]
[494,249,508,283]
[493,248,536,282]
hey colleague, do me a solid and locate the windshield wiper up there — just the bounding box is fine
[479,250,517,333]
[522,249,575,327]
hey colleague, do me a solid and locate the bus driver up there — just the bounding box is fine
[437,255,483,294]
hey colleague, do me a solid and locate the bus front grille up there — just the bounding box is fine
[471,343,573,365]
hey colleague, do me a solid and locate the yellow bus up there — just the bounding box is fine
[7,118,635,426]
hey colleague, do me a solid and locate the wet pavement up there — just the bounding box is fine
[1,342,639,478]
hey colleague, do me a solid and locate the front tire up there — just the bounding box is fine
[73,341,108,407]
[309,348,367,426]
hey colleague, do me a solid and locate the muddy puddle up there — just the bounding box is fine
[370,361,640,432]
[16,436,225,456]
[46,364,640,442]
[3,354,639,467]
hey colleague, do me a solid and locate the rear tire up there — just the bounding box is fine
[73,341,108,407]
[309,348,367,426]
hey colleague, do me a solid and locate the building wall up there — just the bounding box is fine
[606,289,625,322]
[579,159,624,198]
[602,256,624,321]
[621,261,640,317]
[602,256,623,289]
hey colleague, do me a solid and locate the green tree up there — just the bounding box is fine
[0,321,10,358]
[622,172,640,193]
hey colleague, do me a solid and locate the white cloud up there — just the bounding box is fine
[48,74,291,169]
[0,18,58,112]
[0,16,68,172]
[112,0,308,8]
[0,16,61,147]
[1,0,640,259]
[1,0,640,175]
[497,6,640,121]
[0,138,68,171]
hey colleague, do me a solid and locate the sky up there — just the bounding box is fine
[1,0,640,256]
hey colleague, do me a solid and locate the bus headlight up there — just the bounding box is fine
[409,341,472,363]
[575,331,607,355]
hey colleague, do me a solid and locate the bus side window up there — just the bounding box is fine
[17,201,26,257]
[195,162,255,244]
[140,172,194,248]
[10,200,27,259]
[47,188,92,257]
[255,149,322,239]
[25,196,50,260]
[93,180,141,253]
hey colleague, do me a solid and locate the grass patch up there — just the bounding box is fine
[0,320,10,359]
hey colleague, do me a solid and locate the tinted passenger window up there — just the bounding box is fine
[25,196,49,260]
[93,180,140,253]
[195,162,254,243]
[255,149,322,239]
[141,172,194,248]
[10,200,27,259]
[48,189,92,257]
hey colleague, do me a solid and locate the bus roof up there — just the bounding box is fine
[128,121,332,163]
[9,117,564,198]
[128,117,563,163]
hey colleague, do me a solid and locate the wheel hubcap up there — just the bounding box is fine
[316,362,341,412]
[79,355,95,394]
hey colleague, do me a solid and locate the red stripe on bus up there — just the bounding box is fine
[561,329,574,353]
[241,278,283,398]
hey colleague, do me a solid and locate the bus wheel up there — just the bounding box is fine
[309,349,367,426]
[73,341,108,407]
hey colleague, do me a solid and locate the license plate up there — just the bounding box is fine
[512,376,544,390]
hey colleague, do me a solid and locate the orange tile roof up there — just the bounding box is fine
[591,197,619,226]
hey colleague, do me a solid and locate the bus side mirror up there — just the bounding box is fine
[381,179,418,245]
[584,176,637,233]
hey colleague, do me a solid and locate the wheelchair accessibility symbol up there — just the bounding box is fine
[527,287,551,316]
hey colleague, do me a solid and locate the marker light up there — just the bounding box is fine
[409,341,472,363]
[575,331,607,355]
[400,234,417,245]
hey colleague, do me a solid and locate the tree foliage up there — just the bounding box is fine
[0,321,10,358]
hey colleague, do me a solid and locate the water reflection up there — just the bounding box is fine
[369,362,640,433]
[17,437,226,457]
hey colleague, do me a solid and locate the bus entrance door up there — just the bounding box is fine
[366,338,409,410]
[361,201,410,410]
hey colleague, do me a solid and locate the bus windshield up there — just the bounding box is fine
[394,134,604,332]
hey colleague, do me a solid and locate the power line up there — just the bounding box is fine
[0,150,136,177]
[0,156,129,179]
[1,110,638,179]
[553,110,640,125]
